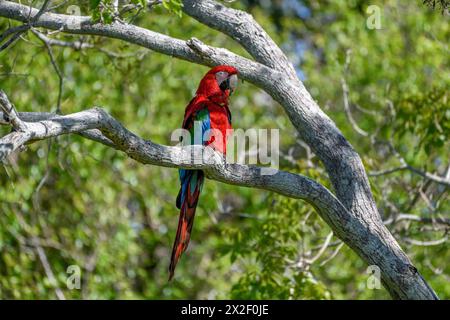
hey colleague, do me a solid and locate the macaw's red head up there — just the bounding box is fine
[196,65,239,100]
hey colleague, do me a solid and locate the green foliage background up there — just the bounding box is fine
[0,0,448,299]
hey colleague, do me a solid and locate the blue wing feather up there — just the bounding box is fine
[176,107,210,209]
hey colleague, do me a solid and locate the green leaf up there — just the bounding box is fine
[90,0,102,10]
[162,0,183,17]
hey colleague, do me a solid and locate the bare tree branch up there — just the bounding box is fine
[0,90,439,299]
[341,78,369,137]
[0,0,440,299]
[184,1,384,227]
[34,239,66,300]
[0,0,51,51]
[182,0,297,79]
[0,0,379,219]
[403,236,448,247]
[370,143,450,188]
[369,165,409,177]
[304,232,334,265]
[0,90,27,131]
[0,0,271,87]
[320,242,345,267]
[384,213,450,227]
[406,165,450,188]
[31,29,94,50]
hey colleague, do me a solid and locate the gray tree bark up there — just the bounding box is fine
[0,0,439,299]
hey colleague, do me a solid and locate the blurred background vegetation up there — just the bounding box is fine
[0,0,448,299]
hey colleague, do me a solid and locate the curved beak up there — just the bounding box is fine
[218,73,239,95]
[228,74,238,94]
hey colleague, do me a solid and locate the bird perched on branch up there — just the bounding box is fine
[169,65,239,280]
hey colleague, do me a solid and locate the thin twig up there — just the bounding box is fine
[0,0,51,52]
[341,77,369,137]
[304,232,334,264]
[320,242,344,266]
[403,236,448,246]
[31,29,64,113]
[33,238,67,300]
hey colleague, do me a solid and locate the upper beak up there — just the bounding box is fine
[228,74,238,94]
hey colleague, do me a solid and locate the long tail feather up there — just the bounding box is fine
[169,171,204,280]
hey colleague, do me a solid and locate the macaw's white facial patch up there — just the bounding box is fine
[215,71,229,86]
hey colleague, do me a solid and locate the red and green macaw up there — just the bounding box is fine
[169,65,239,280]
